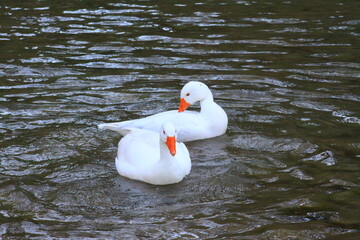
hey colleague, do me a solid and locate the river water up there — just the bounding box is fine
[1,0,359,239]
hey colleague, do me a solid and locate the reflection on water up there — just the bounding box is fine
[1,0,359,239]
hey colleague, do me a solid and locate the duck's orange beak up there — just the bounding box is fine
[178,98,190,112]
[166,136,176,156]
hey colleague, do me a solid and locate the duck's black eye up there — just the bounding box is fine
[163,130,166,134]
[186,93,190,96]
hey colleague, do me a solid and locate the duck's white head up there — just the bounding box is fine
[178,81,212,112]
[160,122,177,156]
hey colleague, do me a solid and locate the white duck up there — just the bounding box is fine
[98,81,228,142]
[115,123,191,185]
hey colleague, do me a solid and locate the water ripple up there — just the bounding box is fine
[1,0,360,238]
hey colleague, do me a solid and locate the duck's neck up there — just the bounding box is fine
[159,141,174,160]
[199,93,228,133]
[200,93,216,115]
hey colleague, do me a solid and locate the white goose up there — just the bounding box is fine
[98,81,228,142]
[115,123,191,185]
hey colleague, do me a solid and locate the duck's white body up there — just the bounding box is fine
[115,124,191,185]
[98,81,228,142]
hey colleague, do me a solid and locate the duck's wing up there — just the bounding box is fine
[176,142,192,176]
[116,128,160,167]
[98,110,178,135]
[99,110,209,142]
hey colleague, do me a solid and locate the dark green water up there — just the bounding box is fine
[1,0,359,239]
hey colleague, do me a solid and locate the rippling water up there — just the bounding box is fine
[1,0,359,239]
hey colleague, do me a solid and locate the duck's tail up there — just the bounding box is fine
[98,122,131,136]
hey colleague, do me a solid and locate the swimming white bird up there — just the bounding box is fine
[115,123,191,185]
[98,81,228,142]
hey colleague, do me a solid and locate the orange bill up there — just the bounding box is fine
[166,136,176,156]
[178,98,190,112]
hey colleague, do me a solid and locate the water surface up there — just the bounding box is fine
[1,0,359,239]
